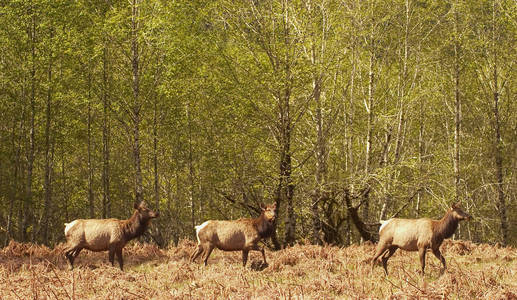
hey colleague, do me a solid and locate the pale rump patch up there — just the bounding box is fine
[64,220,78,236]
[195,221,210,243]
[379,219,392,233]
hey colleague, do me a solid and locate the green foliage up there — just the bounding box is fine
[0,0,516,246]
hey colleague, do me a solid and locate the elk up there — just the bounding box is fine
[371,202,470,275]
[190,203,276,267]
[63,201,159,270]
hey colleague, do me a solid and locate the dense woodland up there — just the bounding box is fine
[0,0,516,248]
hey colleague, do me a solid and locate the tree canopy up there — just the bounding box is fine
[0,0,516,247]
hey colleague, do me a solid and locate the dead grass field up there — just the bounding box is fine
[0,239,515,299]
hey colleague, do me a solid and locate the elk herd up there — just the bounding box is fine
[62,201,471,276]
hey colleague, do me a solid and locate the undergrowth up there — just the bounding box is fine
[0,239,515,299]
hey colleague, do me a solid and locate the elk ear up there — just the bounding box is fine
[270,202,277,210]
[452,202,461,209]
[133,202,139,210]
[259,203,266,211]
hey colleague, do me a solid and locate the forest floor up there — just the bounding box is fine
[0,239,515,299]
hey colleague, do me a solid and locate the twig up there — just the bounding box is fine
[215,188,261,215]
[389,188,424,219]
[72,269,75,300]
[47,259,72,299]
[6,271,23,300]
[120,286,145,299]
[382,276,404,292]
[30,264,53,299]
[401,267,426,294]
[9,289,23,300]
[6,266,22,300]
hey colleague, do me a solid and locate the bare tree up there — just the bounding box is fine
[131,0,143,204]
[453,4,461,205]
[42,27,54,244]
[101,39,111,218]
[21,0,37,242]
[87,70,94,219]
[490,0,508,245]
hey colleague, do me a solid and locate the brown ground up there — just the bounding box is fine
[0,239,515,299]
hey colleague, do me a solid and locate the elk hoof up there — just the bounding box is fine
[250,260,268,271]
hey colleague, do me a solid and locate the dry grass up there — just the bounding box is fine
[0,239,516,299]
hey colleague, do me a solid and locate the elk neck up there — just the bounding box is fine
[123,210,150,241]
[434,210,459,241]
[252,212,274,239]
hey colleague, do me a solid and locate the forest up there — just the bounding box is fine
[0,0,516,249]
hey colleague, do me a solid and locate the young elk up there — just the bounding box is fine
[190,203,277,267]
[372,202,470,275]
[63,201,159,270]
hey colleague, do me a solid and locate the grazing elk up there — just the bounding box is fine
[372,202,470,275]
[63,201,159,270]
[190,203,277,267]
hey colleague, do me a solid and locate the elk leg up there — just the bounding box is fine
[418,247,427,275]
[72,248,82,259]
[64,245,73,261]
[64,245,76,269]
[190,245,204,263]
[432,248,446,274]
[242,250,249,267]
[66,253,74,270]
[381,246,397,275]
[371,243,389,272]
[202,245,214,266]
[116,248,124,271]
[250,244,267,265]
[108,249,115,266]
[67,246,82,269]
[260,247,266,265]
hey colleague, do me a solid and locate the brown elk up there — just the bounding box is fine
[63,201,159,270]
[190,203,276,267]
[371,202,470,275]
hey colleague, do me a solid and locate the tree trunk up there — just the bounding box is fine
[363,52,374,223]
[61,151,69,222]
[87,71,94,218]
[309,10,327,243]
[453,8,461,205]
[345,43,356,173]
[22,2,36,242]
[416,81,425,218]
[277,117,295,247]
[5,114,22,246]
[491,1,507,245]
[186,103,196,237]
[281,90,295,247]
[153,97,159,212]
[280,2,296,248]
[43,29,54,244]
[272,85,296,249]
[131,0,143,204]
[151,93,164,246]
[312,76,326,245]
[102,42,111,218]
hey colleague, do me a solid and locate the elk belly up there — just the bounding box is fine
[83,221,117,251]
